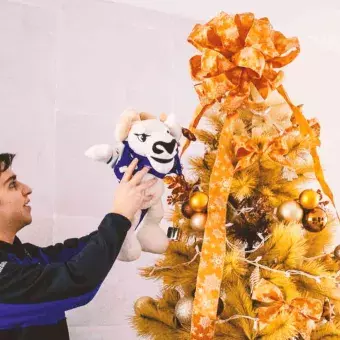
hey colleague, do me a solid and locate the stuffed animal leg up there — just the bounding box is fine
[117,210,142,262]
[137,198,169,254]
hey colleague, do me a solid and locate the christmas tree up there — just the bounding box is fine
[131,12,340,340]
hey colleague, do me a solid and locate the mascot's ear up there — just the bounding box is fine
[115,108,141,142]
[85,144,114,163]
[163,113,182,142]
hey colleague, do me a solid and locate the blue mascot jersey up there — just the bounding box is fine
[112,141,182,180]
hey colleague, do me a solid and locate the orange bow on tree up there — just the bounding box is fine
[232,134,290,172]
[252,279,323,340]
[181,11,300,157]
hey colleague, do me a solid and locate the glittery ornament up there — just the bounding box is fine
[190,212,207,231]
[277,200,304,223]
[175,297,193,327]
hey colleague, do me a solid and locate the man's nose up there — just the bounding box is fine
[22,183,32,195]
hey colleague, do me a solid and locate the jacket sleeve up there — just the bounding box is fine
[0,213,130,311]
[24,229,100,263]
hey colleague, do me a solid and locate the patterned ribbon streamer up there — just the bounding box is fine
[252,278,323,339]
[276,85,339,218]
[190,113,237,339]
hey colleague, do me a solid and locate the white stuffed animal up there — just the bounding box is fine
[85,109,183,262]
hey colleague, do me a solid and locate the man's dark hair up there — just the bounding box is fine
[0,153,16,174]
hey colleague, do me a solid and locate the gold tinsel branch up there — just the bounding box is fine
[311,320,340,339]
[131,295,189,340]
[140,241,200,290]
[257,312,298,340]
[219,280,256,339]
[247,222,307,267]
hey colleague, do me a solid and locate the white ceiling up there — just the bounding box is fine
[107,0,340,22]
[105,0,340,54]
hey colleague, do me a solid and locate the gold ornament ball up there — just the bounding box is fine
[134,296,154,315]
[303,207,328,232]
[189,191,209,212]
[190,212,207,231]
[299,189,320,210]
[181,201,195,219]
[175,297,194,327]
[334,245,340,260]
[277,200,304,223]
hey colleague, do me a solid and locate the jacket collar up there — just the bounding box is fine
[0,236,25,257]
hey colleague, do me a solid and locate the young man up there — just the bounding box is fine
[0,153,157,340]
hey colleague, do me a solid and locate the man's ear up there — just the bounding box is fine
[115,109,141,142]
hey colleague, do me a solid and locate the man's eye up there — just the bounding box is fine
[135,134,150,142]
[9,181,17,188]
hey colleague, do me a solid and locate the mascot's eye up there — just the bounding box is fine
[167,130,170,134]
[135,133,150,142]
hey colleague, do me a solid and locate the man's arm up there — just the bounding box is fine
[23,230,99,263]
[0,213,130,311]
[0,160,157,323]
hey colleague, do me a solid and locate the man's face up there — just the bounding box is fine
[0,167,32,232]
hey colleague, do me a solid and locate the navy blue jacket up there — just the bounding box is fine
[0,213,131,340]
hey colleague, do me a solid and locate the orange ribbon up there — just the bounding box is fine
[277,85,338,215]
[233,134,291,172]
[181,12,300,157]
[252,279,323,339]
[190,113,237,339]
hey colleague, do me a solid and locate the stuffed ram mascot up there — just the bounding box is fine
[85,109,182,261]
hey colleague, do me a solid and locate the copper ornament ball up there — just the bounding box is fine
[303,207,328,232]
[189,191,209,212]
[190,212,207,231]
[181,201,195,219]
[277,200,304,223]
[299,189,320,210]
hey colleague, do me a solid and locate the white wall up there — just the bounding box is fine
[1,0,339,339]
